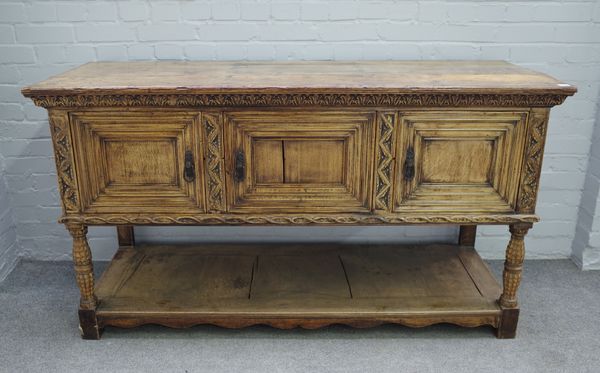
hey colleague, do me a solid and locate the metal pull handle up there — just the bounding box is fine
[403,146,415,181]
[234,150,245,182]
[183,150,195,182]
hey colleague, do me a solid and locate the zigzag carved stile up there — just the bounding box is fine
[374,112,396,210]
[48,110,79,212]
[203,112,226,212]
[517,108,550,213]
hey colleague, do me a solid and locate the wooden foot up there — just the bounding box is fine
[117,225,135,247]
[496,308,519,339]
[78,309,102,340]
[458,225,477,246]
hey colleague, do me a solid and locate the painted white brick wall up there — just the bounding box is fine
[0,0,599,264]
[0,153,19,281]
[573,96,600,270]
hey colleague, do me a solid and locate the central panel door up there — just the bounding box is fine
[224,111,375,213]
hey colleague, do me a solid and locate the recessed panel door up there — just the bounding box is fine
[70,111,204,213]
[394,111,528,214]
[225,111,376,213]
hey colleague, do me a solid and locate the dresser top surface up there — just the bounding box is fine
[22,60,575,96]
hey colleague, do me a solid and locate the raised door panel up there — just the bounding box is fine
[394,111,528,214]
[225,111,375,213]
[70,111,204,213]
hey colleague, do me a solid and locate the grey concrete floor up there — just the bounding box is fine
[0,259,599,373]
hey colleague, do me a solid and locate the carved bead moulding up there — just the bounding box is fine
[28,92,569,108]
[59,214,539,226]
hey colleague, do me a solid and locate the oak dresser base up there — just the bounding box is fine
[21,61,575,340]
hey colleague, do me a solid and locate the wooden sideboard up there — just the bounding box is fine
[22,61,575,339]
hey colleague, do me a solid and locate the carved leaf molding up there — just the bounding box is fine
[517,109,549,213]
[30,93,568,108]
[60,214,539,225]
[49,112,79,212]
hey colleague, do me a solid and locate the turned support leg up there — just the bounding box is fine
[66,223,101,339]
[497,223,531,339]
[458,225,477,247]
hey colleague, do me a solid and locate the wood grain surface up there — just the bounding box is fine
[22,60,576,96]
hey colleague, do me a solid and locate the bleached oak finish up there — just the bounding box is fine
[22,61,575,97]
[21,61,575,340]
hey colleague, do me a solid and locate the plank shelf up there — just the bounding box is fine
[95,243,502,331]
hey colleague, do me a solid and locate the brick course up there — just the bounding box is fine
[0,0,598,267]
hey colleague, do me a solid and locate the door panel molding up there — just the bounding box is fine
[224,111,376,213]
[69,111,204,213]
[394,111,528,214]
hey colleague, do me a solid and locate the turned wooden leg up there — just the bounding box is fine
[458,225,477,247]
[497,223,531,339]
[66,223,101,340]
[117,225,135,247]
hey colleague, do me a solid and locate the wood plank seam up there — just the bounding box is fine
[338,255,354,299]
[248,256,258,300]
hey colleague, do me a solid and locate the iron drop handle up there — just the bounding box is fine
[183,150,195,182]
[404,146,415,181]
[234,150,245,182]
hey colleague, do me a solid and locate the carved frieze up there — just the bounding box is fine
[59,214,539,225]
[29,93,568,109]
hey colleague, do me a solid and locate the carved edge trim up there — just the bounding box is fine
[48,110,80,213]
[516,108,550,213]
[29,93,568,108]
[59,214,539,225]
[202,112,226,212]
[374,112,396,210]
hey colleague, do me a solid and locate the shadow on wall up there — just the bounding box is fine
[132,225,460,244]
[572,83,600,270]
